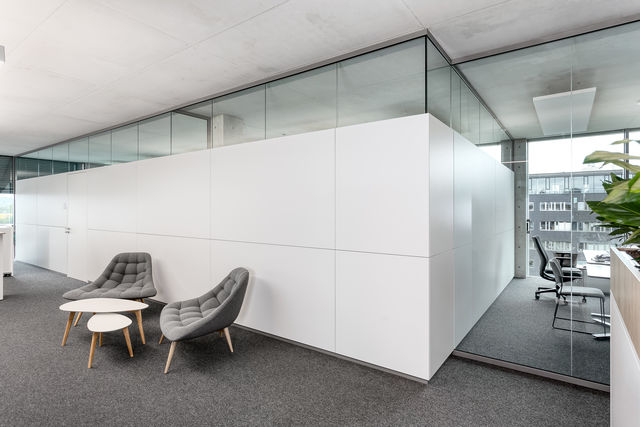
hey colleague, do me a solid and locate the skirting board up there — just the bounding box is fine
[452,350,610,392]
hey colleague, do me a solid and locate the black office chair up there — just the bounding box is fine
[549,259,608,338]
[532,236,583,300]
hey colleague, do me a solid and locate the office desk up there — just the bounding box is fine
[581,250,611,294]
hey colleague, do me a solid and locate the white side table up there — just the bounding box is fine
[86,313,134,369]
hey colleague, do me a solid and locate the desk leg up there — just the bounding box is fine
[88,333,97,368]
[135,310,146,344]
[62,312,75,346]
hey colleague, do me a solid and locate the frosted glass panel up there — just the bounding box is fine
[266,65,336,138]
[89,132,111,168]
[338,38,425,127]
[112,124,138,163]
[139,113,171,160]
[171,112,208,154]
[212,86,265,146]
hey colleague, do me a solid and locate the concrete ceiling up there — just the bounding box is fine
[1,0,639,155]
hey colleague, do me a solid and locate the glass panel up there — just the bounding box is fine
[52,143,69,174]
[37,148,52,176]
[171,112,208,154]
[478,143,501,163]
[460,82,479,144]
[628,130,640,157]
[112,124,138,164]
[182,100,213,147]
[139,113,171,159]
[337,37,425,127]
[266,64,336,138]
[89,132,111,168]
[479,106,494,144]
[450,71,462,134]
[427,39,450,126]
[69,138,89,171]
[212,86,265,147]
[16,156,39,180]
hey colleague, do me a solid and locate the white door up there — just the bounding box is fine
[67,171,88,282]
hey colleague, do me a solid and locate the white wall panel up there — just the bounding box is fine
[36,225,67,273]
[15,178,38,225]
[15,223,37,265]
[495,163,515,234]
[336,115,428,257]
[211,129,335,248]
[137,234,210,303]
[454,244,473,346]
[36,173,67,227]
[87,162,137,232]
[137,150,210,238]
[472,149,496,240]
[67,172,88,282]
[453,132,473,248]
[86,230,138,281]
[427,115,454,256]
[428,250,454,378]
[611,295,640,427]
[211,240,335,352]
[336,251,428,379]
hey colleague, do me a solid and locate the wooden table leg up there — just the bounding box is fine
[123,327,133,358]
[99,332,103,347]
[88,332,98,368]
[61,312,75,347]
[135,310,146,344]
[73,312,83,327]
[158,334,164,345]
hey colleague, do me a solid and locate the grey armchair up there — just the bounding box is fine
[62,252,156,342]
[159,267,249,373]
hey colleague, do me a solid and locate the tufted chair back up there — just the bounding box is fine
[93,252,155,297]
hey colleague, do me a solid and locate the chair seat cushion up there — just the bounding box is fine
[545,267,582,278]
[63,281,157,300]
[560,286,605,299]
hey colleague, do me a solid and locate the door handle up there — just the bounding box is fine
[64,227,70,234]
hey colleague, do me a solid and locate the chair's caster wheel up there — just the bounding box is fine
[535,295,540,300]
[582,297,587,303]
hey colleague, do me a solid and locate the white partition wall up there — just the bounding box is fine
[15,113,514,381]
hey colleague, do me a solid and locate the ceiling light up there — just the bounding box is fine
[0,45,4,66]
[533,87,596,136]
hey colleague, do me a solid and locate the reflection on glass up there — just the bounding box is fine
[266,65,337,138]
[427,39,450,126]
[338,37,425,127]
[52,143,69,174]
[479,106,494,144]
[139,114,171,159]
[450,71,462,133]
[112,124,138,164]
[212,86,265,146]
[69,138,89,171]
[16,156,39,180]
[89,132,111,168]
[171,112,208,154]
[37,148,53,176]
[460,82,479,144]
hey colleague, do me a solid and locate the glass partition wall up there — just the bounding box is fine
[454,20,640,386]
[15,36,507,177]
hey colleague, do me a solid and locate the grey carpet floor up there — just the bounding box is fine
[0,263,609,426]
[457,276,610,385]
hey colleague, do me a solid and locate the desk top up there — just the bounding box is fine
[586,263,611,279]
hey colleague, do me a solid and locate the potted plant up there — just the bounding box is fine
[584,139,640,260]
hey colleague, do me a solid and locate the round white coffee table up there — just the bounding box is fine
[86,313,134,368]
[59,298,149,346]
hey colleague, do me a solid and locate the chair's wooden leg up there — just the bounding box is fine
[88,332,98,369]
[73,312,83,327]
[164,341,177,374]
[62,312,75,346]
[123,327,134,358]
[158,334,164,345]
[223,327,234,353]
[99,332,103,347]
[218,330,223,337]
[135,310,146,344]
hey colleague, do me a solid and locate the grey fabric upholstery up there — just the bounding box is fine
[63,252,156,300]
[160,268,249,342]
